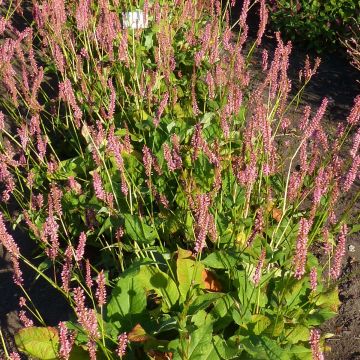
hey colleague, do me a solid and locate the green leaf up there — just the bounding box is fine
[15,327,59,360]
[202,251,238,269]
[251,314,271,335]
[106,267,147,329]
[177,248,204,302]
[124,213,159,244]
[307,308,337,326]
[137,265,179,312]
[288,344,312,360]
[285,325,310,344]
[188,293,225,315]
[315,287,340,312]
[258,336,290,360]
[69,345,90,360]
[187,324,213,360]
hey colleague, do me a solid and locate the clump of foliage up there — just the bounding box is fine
[0,0,360,359]
[269,0,360,52]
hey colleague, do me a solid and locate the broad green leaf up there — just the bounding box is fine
[251,314,271,335]
[124,213,158,244]
[137,265,179,312]
[315,287,340,312]
[187,324,213,360]
[188,335,239,360]
[259,336,290,360]
[177,248,204,302]
[188,293,225,315]
[307,308,337,326]
[285,325,310,344]
[15,327,59,360]
[288,345,312,360]
[106,267,147,329]
[265,318,284,337]
[284,278,307,309]
[202,251,238,269]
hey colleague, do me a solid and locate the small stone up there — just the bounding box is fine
[348,244,356,253]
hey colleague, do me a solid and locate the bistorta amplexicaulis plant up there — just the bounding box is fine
[0,0,360,359]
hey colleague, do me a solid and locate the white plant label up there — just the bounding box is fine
[122,11,148,29]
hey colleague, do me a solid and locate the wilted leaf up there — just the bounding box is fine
[272,208,282,222]
[147,349,173,359]
[128,324,151,343]
[201,269,222,292]
[15,327,59,360]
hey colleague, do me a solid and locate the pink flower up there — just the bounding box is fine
[42,213,60,260]
[19,310,33,327]
[193,194,217,254]
[96,270,107,307]
[92,171,106,201]
[0,111,4,131]
[293,218,311,279]
[76,232,87,262]
[246,209,264,247]
[142,146,162,177]
[313,168,329,206]
[75,0,91,31]
[59,79,82,127]
[50,183,63,217]
[347,95,360,125]
[73,287,99,344]
[61,246,73,293]
[9,353,21,360]
[309,329,324,360]
[107,79,116,120]
[262,49,268,71]
[163,135,182,172]
[256,0,268,46]
[85,259,93,288]
[350,127,360,158]
[58,322,75,360]
[343,155,360,192]
[0,212,23,285]
[305,98,328,139]
[310,267,317,292]
[253,249,266,286]
[117,332,129,357]
[154,92,169,127]
[331,224,348,280]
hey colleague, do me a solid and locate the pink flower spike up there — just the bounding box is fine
[310,267,317,292]
[309,329,324,360]
[117,332,129,357]
[253,248,266,286]
[9,353,21,360]
[85,259,93,288]
[96,270,107,307]
[293,218,311,279]
[59,322,75,360]
[76,232,87,262]
[331,224,348,280]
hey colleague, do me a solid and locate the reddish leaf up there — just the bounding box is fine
[128,324,151,343]
[201,269,222,292]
